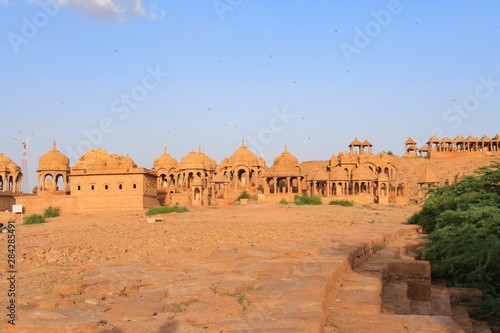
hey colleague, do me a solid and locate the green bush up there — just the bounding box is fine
[236,191,250,201]
[408,161,500,320]
[294,194,322,205]
[329,200,354,207]
[146,205,190,216]
[43,206,61,218]
[23,214,46,225]
[279,199,289,205]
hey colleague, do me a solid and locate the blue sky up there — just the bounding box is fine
[1,0,500,191]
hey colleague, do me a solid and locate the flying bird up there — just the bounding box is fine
[347,70,350,73]
[334,29,338,32]
[114,50,118,52]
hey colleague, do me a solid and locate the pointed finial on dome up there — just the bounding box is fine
[198,146,201,153]
[164,142,167,154]
[53,140,56,148]
[242,138,245,147]
[203,149,206,154]
[284,145,288,152]
[127,153,129,157]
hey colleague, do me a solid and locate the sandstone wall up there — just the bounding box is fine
[0,194,16,211]
[15,195,76,215]
[428,150,499,159]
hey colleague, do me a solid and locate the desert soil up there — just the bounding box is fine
[0,203,418,332]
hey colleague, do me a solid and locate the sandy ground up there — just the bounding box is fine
[0,203,417,331]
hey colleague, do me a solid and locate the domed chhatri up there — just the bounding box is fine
[407,134,499,159]
[218,139,267,191]
[38,140,70,170]
[0,153,22,193]
[12,134,499,214]
[37,141,71,194]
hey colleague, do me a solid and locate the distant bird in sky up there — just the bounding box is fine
[224,124,227,126]
[114,50,118,52]
[308,137,311,140]
[334,29,338,32]
[208,108,211,110]
[270,54,273,57]
[416,22,419,25]
[347,70,350,73]
[219,60,222,63]
[293,81,296,84]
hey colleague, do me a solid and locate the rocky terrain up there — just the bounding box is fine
[0,203,489,332]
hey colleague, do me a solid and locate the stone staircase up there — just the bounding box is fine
[324,237,486,332]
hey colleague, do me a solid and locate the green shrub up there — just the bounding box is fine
[236,191,250,201]
[43,206,61,218]
[146,205,189,216]
[23,214,46,225]
[408,161,500,320]
[279,199,289,205]
[294,194,322,205]
[329,200,354,207]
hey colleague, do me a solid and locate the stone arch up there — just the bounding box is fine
[194,187,201,201]
[55,173,65,191]
[44,174,54,191]
[160,174,167,188]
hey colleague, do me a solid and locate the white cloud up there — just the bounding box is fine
[0,0,16,6]
[56,0,146,23]
[25,0,164,24]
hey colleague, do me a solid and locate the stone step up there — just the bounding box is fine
[325,236,466,332]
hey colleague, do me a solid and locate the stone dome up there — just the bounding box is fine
[0,153,14,168]
[258,156,266,167]
[72,149,137,170]
[38,141,70,170]
[351,166,374,180]
[378,173,389,182]
[8,161,21,172]
[329,155,339,168]
[120,154,136,168]
[266,155,300,177]
[178,150,206,170]
[153,146,177,171]
[202,152,217,170]
[340,153,357,164]
[330,167,348,181]
[229,140,258,166]
[273,146,299,166]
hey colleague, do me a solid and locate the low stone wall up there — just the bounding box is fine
[428,150,500,159]
[0,193,16,211]
[15,195,76,215]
